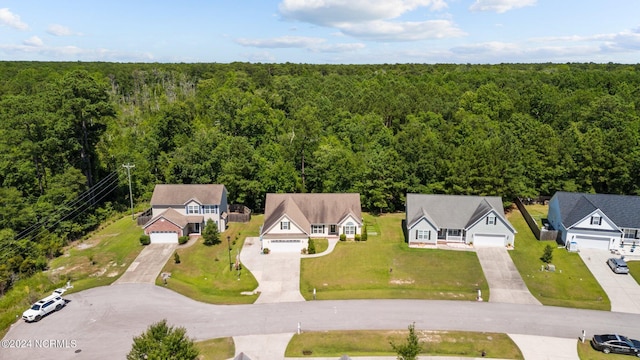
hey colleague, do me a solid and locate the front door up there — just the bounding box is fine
[329,224,337,235]
[194,223,200,234]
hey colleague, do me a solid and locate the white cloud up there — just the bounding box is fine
[340,19,465,41]
[23,36,43,47]
[278,0,458,42]
[0,42,154,62]
[469,0,536,13]
[236,35,365,53]
[0,8,28,30]
[47,24,79,36]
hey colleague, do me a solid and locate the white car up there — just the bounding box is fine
[22,291,66,322]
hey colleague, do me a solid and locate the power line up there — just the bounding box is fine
[122,163,135,220]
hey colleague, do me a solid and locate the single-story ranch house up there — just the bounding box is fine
[547,191,640,251]
[143,184,228,243]
[405,194,516,248]
[260,193,362,253]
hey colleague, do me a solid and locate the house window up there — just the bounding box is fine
[623,229,638,239]
[590,215,602,225]
[447,229,462,237]
[343,222,356,235]
[213,205,218,214]
[486,216,496,225]
[312,225,324,234]
[281,221,290,230]
[187,205,200,214]
[416,230,431,241]
[203,205,212,214]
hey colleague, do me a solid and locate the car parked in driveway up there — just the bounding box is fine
[592,334,640,356]
[608,257,630,274]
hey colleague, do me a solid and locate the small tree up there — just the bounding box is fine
[361,225,368,241]
[202,219,220,246]
[127,319,199,360]
[390,322,422,360]
[174,252,181,264]
[540,244,554,264]
[308,238,316,254]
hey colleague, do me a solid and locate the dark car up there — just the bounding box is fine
[591,334,640,356]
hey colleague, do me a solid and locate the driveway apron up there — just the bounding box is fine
[476,247,541,305]
[579,248,640,314]
[240,237,305,303]
[114,243,177,284]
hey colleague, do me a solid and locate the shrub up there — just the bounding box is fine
[263,248,270,254]
[202,219,220,246]
[301,248,308,255]
[178,236,189,245]
[361,225,368,241]
[139,235,151,246]
[308,238,316,254]
[174,252,181,264]
[339,234,347,241]
[354,234,361,242]
[540,244,554,263]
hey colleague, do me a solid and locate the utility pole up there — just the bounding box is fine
[122,163,135,219]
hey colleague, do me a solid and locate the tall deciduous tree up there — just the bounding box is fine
[127,319,198,360]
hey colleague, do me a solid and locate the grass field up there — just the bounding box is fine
[285,330,523,359]
[0,215,144,335]
[300,213,489,301]
[509,207,609,310]
[195,337,234,360]
[157,216,262,304]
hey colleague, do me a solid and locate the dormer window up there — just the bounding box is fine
[590,215,602,225]
[486,215,496,225]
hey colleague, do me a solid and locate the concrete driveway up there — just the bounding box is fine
[476,247,541,305]
[579,248,640,314]
[240,237,305,303]
[114,243,177,284]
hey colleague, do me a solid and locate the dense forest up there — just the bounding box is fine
[1,61,639,292]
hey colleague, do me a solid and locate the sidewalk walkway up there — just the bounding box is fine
[230,333,578,360]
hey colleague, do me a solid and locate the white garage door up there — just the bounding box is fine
[266,239,304,253]
[574,235,610,250]
[473,234,506,247]
[150,231,179,244]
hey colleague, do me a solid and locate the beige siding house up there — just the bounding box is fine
[143,184,228,243]
[260,193,362,252]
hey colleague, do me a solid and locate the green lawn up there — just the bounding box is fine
[509,207,609,310]
[195,337,234,360]
[157,216,262,304]
[523,204,548,229]
[627,261,640,285]
[300,213,489,301]
[285,330,522,359]
[0,215,144,335]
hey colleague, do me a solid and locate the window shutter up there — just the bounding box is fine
[428,231,431,240]
[415,231,418,240]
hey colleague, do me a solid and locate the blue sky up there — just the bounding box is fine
[1,0,639,63]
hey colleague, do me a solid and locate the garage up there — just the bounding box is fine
[473,234,507,247]
[263,238,306,253]
[150,231,179,244]
[573,235,611,251]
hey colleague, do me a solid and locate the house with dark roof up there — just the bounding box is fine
[405,194,516,248]
[260,193,362,252]
[547,191,640,251]
[143,184,228,243]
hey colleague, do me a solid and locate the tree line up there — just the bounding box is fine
[1,61,639,293]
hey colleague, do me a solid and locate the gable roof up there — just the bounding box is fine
[406,194,513,231]
[262,193,362,235]
[143,208,203,229]
[150,184,226,206]
[553,191,640,228]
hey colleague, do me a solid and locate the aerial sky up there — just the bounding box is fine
[1,0,639,64]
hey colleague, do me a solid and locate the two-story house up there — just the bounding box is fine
[143,184,228,243]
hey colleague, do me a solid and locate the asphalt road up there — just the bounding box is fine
[2,283,638,360]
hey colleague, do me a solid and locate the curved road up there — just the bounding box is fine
[1,283,638,360]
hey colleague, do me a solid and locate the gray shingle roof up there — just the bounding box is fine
[262,193,362,235]
[406,194,512,231]
[150,184,226,205]
[554,191,640,228]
